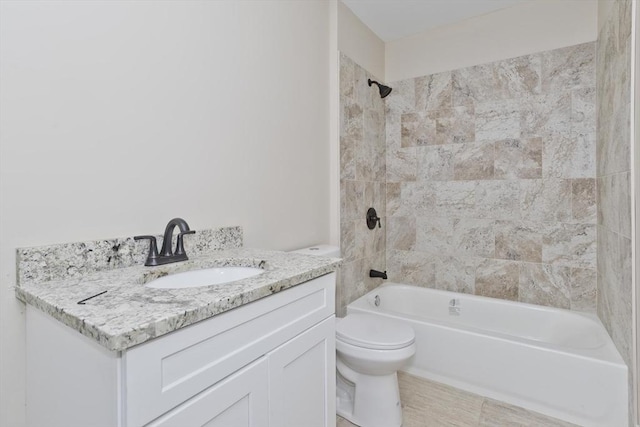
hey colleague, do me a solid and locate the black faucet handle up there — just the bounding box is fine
[175,230,196,256]
[366,208,382,229]
[134,235,159,266]
[134,235,157,244]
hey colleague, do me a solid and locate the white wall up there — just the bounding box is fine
[0,1,331,425]
[338,1,385,81]
[386,0,598,82]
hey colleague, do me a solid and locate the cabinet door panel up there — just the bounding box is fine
[269,317,336,427]
[147,357,268,427]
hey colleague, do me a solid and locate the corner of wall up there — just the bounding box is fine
[337,1,385,81]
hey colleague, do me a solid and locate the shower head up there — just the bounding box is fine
[368,79,392,98]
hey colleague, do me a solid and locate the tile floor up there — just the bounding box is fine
[337,372,578,427]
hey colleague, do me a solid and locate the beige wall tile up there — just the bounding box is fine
[415,71,452,112]
[337,259,362,316]
[597,174,617,230]
[520,178,572,222]
[343,102,363,140]
[571,86,596,137]
[417,144,456,181]
[386,77,415,114]
[416,216,454,255]
[475,100,520,141]
[475,259,519,300]
[494,137,542,179]
[340,134,356,181]
[452,54,541,107]
[571,178,596,223]
[519,263,571,309]
[356,219,385,259]
[597,226,620,322]
[403,181,436,215]
[387,249,436,287]
[498,54,542,98]
[401,112,436,146]
[434,255,477,294]
[452,62,500,107]
[386,182,402,216]
[597,30,631,176]
[353,63,374,109]
[570,267,596,312]
[521,92,571,139]
[619,171,632,238]
[341,180,362,221]
[495,220,542,262]
[452,218,495,258]
[541,42,595,93]
[542,223,596,269]
[615,232,633,367]
[454,141,495,180]
[339,52,354,100]
[387,216,416,251]
[340,219,357,262]
[543,134,595,179]
[387,147,417,182]
[431,106,476,144]
[373,182,387,216]
[474,180,520,220]
[386,110,402,149]
[433,181,476,216]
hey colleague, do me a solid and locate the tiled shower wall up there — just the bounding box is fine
[338,53,386,316]
[384,42,597,311]
[596,0,633,421]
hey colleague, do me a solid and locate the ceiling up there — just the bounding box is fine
[341,0,528,42]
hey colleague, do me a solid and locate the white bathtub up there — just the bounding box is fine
[347,283,628,427]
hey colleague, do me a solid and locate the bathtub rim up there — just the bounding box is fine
[348,282,625,365]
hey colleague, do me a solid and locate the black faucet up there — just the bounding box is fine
[369,269,387,279]
[134,218,196,266]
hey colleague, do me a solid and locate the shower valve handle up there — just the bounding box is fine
[366,208,381,230]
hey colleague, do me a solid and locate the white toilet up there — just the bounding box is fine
[290,245,416,427]
[335,314,416,427]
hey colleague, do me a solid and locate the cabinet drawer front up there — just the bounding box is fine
[125,273,335,427]
[146,357,269,427]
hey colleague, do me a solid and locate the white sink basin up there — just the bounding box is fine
[145,267,264,289]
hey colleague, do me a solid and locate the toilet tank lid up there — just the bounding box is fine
[289,245,340,258]
[336,313,415,350]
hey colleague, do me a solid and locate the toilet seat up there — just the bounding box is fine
[336,314,415,350]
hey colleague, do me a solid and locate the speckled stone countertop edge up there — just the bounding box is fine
[16,289,122,350]
[16,250,341,352]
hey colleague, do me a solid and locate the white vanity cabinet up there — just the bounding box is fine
[26,272,336,427]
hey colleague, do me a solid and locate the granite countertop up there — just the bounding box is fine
[16,248,341,352]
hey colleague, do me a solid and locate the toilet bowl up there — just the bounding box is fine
[335,313,416,427]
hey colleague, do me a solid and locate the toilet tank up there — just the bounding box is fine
[290,245,340,258]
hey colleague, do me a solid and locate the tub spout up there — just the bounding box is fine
[370,269,387,280]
